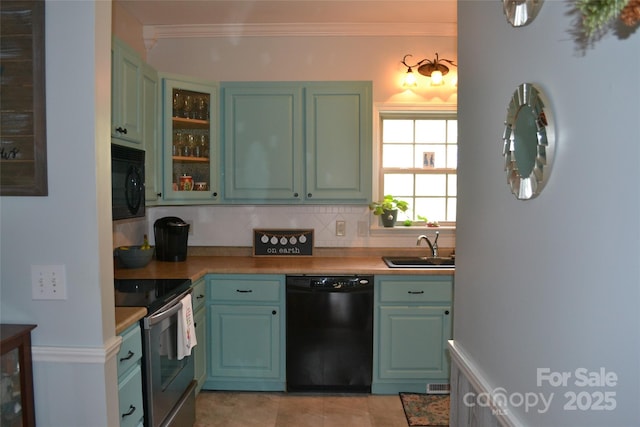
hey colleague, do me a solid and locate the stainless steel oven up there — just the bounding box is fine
[115,278,196,427]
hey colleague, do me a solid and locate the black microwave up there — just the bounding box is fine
[111,144,145,220]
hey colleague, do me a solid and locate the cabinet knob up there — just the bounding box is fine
[212,192,218,197]
[445,310,450,315]
[272,310,277,315]
[307,193,312,198]
[156,193,162,197]
[115,126,128,134]
[293,192,299,198]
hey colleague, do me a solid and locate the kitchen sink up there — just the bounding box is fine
[382,256,455,268]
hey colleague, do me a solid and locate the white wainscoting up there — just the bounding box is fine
[448,340,523,427]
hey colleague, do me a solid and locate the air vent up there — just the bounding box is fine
[426,383,451,394]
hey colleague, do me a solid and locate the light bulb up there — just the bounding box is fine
[403,69,417,88]
[430,70,443,86]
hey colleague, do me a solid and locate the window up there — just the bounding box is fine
[378,113,457,224]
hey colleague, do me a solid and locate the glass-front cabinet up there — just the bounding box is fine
[160,76,218,202]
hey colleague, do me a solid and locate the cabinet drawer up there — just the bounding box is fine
[118,364,144,427]
[208,275,282,302]
[378,277,452,304]
[117,324,142,377]
[192,278,206,312]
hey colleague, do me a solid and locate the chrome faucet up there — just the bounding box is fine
[417,232,439,258]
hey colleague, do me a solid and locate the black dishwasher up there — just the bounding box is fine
[286,275,373,393]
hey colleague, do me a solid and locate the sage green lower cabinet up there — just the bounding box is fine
[117,324,144,427]
[372,275,453,394]
[203,274,285,391]
[191,277,207,394]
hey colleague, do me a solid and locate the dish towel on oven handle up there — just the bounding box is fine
[177,293,197,360]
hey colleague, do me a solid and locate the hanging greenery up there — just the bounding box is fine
[577,0,640,37]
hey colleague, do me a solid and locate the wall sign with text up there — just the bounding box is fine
[253,229,314,256]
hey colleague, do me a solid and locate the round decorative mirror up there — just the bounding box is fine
[502,0,544,27]
[502,83,555,200]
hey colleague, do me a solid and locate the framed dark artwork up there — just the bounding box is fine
[0,0,47,196]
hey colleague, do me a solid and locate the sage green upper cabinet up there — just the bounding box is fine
[223,83,303,202]
[304,82,372,202]
[222,81,372,204]
[159,75,219,203]
[112,38,143,144]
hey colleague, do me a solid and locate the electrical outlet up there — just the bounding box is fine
[336,220,346,236]
[357,221,369,237]
[31,265,67,300]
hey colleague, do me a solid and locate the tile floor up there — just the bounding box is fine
[195,391,410,427]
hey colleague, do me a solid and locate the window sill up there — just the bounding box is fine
[369,224,456,237]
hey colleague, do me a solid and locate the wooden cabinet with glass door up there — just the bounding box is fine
[161,76,218,203]
[1,324,36,427]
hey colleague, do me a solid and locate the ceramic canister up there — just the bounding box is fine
[179,174,193,191]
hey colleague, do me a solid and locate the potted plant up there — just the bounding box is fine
[369,195,409,227]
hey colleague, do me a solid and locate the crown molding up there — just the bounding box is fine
[143,22,456,50]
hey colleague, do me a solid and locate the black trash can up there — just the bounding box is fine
[154,216,190,261]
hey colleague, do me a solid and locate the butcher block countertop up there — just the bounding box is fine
[113,246,455,282]
[113,247,454,332]
[115,306,147,335]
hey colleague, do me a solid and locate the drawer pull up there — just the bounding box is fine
[196,294,205,300]
[236,289,253,293]
[119,350,134,362]
[408,290,425,294]
[122,404,136,418]
[115,126,128,135]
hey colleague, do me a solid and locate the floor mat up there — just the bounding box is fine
[399,392,449,426]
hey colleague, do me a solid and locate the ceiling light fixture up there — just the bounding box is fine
[401,53,457,87]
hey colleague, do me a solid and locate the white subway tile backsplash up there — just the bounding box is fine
[113,204,455,249]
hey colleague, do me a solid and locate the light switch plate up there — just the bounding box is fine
[31,264,67,300]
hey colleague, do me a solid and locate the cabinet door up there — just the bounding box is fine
[208,304,281,379]
[142,63,160,202]
[161,77,219,202]
[223,84,304,202]
[377,305,451,380]
[193,307,206,393]
[305,82,372,202]
[112,39,143,144]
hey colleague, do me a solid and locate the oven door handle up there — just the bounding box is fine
[147,301,183,327]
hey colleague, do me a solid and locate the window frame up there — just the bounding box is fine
[372,103,457,231]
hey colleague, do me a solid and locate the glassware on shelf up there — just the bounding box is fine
[196,96,208,120]
[173,131,186,157]
[182,94,193,119]
[198,134,208,158]
[186,133,196,157]
[173,91,183,118]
